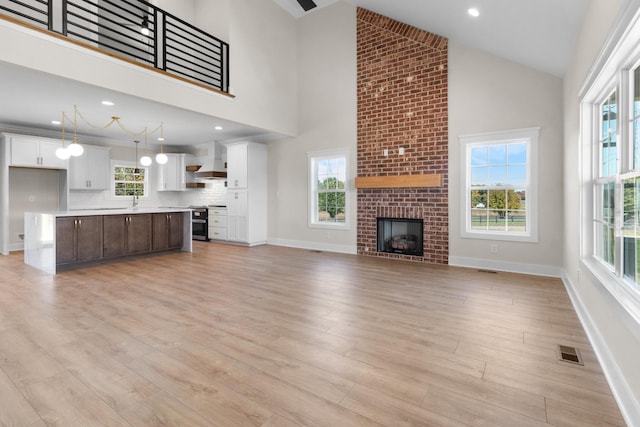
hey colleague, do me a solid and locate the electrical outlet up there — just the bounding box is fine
[399,147,405,155]
[18,233,24,241]
[490,244,498,254]
[383,149,389,156]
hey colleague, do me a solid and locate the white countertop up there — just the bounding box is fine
[27,207,192,217]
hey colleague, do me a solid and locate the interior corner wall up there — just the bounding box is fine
[266,2,357,252]
[448,41,564,275]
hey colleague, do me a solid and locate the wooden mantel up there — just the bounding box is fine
[355,174,442,189]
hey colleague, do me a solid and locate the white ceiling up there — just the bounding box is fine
[0,0,589,148]
[278,0,588,77]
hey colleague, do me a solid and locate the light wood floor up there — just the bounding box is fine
[0,242,626,426]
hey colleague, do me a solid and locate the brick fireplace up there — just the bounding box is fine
[356,8,448,264]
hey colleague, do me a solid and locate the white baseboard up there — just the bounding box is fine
[448,256,562,278]
[8,242,23,252]
[561,271,640,427]
[267,238,357,255]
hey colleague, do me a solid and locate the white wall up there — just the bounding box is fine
[152,0,196,23]
[563,0,640,423]
[267,2,357,253]
[227,0,297,132]
[195,0,230,42]
[448,41,564,276]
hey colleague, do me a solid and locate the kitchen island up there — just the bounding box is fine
[24,207,192,274]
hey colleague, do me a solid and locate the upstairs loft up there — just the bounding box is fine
[0,0,230,95]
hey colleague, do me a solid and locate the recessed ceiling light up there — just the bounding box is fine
[51,120,61,125]
[215,126,223,130]
[101,100,115,106]
[468,7,480,17]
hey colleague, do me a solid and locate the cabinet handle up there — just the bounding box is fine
[74,219,78,227]
[234,179,239,187]
[235,193,238,199]
[78,219,81,228]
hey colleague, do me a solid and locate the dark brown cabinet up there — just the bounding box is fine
[54,211,185,269]
[152,212,184,251]
[103,214,152,258]
[56,216,103,265]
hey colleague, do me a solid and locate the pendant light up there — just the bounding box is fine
[140,127,152,166]
[56,113,71,160]
[155,122,168,164]
[67,106,84,157]
[140,15,151,36]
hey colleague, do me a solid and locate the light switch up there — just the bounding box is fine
[399,147,405,155]
[383,149,389,156]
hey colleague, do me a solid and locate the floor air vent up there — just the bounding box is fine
[478,269,498,274]
[558,345,583,365]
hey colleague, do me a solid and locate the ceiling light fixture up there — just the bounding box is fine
[155,122,168,164]
[51,120,61,125]
[55,113,70,160]
[140,127,152,166]
[55,105,167,164]
[101,100,115,106]
[67,106,84,157]
[141,15,151,36]
[215,126,223,130]
[468,7,480,17]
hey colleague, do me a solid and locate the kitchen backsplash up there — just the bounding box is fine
[179,180,227,206]
[68,179,227,209]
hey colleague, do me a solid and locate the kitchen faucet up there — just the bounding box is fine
[132,194,138,208]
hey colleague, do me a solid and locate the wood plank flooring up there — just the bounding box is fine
[0,242,626,426]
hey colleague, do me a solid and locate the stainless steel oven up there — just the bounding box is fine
[191,206,209,241]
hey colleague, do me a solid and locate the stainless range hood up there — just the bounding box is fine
[194,142,227,179]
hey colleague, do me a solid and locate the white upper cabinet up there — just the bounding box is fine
[156,153,186,191]
[10,135,68,169]
[69,144,111,190]
[226,142,248,189]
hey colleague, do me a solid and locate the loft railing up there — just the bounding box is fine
[0,0,230,93]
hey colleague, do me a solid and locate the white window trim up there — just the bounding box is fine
[459,127,539,242]
[110,160,150,200]
[579,2,640,324]
[308,149,350,230]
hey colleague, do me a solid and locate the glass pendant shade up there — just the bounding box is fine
[68,142,84,157]
[140,155,152,166]
[56,146,70,160]
[155,152,168,164]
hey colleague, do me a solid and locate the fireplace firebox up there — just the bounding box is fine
[377,217,424,256]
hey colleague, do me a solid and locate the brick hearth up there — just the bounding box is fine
[356,8,448,264]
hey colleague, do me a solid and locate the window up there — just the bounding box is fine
[581,13,640,316]
[460,127,538,242]
[112,163,148,198]
[589,67,640,286]
[595,90,618,268]
[308,150,349,229]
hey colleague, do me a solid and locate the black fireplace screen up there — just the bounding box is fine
[377,217,424,256]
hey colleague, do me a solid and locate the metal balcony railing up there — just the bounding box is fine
[0,0,230,93]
